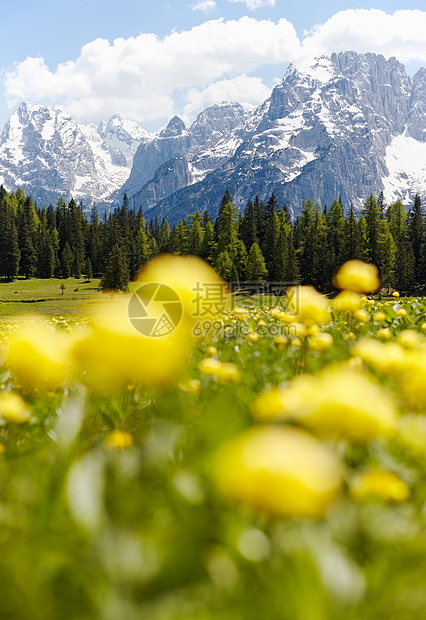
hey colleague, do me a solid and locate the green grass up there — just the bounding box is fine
[0,278,143,318]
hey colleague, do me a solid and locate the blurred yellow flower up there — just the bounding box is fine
[253,367,398,441]
[0,391,31,423]
[350,469,409,502]
[392,291,400,298]
[273,334,288,350]
[198,358,223,375]
[309,332,334,352]
[333,290,362,313]
[247,332,259,343]
[214,426,342,518]
[72,302,191,392]
[198,358,241,383]
[398,414,426,452]
[372,311,386,322]
[0,443,5,454]
[137,254,227,328]
[354,308,370,322]
[334,260,380,293]
[178,379,202,394]
[285,286,330,325]
[6,322,72,391]
[377,327,392,340]
[206,346,218,356]
[397,330,422,349]
[351,339,406,376]
[105,430,134,450]
[234,306,250,320]
[397,308,407,317]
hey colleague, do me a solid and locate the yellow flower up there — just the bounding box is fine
[309,332,334,352]
[234,306,250,320]
[343,331,356,341]
[350,469,409,502]
[178,379,202,394]
[377,327,392,340]
[354,308,370,322]
[214,426,342,519]
[285,286,330,325]
[199,358,223,375]
[351,339,406,376]
[273,334,288,350]
[105,430,134,450]
[0,391,31,423]
[252,375,316,423]
[397,329,422,349]
[247,332,259,343]
[290,338,302,347]
[6,322,72,390]
[215,362,242,383]
[0,443,5,454]
[334,260,380,293]
[206,346,218,356]
[372,311,386,322]
[72,302,191,392]
[253,367,397,441]
[392,291,400,298]
[198,358,241,383]
[398,415,426,452]
[137,254,227,328]
[332,291,362,313]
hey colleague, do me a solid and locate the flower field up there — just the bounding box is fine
[1,256,426,619]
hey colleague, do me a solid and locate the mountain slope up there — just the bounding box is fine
[132,52,425,224]
[0,103,146,205]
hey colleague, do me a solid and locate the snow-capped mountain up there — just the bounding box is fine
[0,51,425,221]
[141,51,426,224]
[0,103,147,205]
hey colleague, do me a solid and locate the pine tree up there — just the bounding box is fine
[17,197,38,278]
[362,194,381,266]
[84,258,93,282]
[100,244,130,292]
[200,221,216,263]
[188,212,204,256]
[408,195,424,283]
[0,192,20,280]
[240,199,258,249]
[61,242,74,279]
[214,250,235,282]
[246,243,268,282]
[378,219,396,290]
[343,204,360,262]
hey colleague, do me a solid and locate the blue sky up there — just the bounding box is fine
[1,1,426,131]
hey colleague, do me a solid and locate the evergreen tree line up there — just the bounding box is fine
[0,185,424,292]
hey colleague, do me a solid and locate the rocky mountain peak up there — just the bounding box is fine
[161,116,186,137]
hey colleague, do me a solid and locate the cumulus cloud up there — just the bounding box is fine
[3,9,426,130]
[302,9,426,63]
[228,0,276,9]
[182,74,271,122]
[192,0,216,12]
[4,17,300,125]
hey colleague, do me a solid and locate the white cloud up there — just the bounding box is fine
[183,74,271,122]
[228,0,276,9]
[192,0,216,13]
[3,9,426,131]
[4,17,300,125]
[302,9,426,63]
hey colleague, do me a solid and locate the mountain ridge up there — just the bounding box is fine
[0,51,425,220]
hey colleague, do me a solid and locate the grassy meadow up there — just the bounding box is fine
[1,257,426,619]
